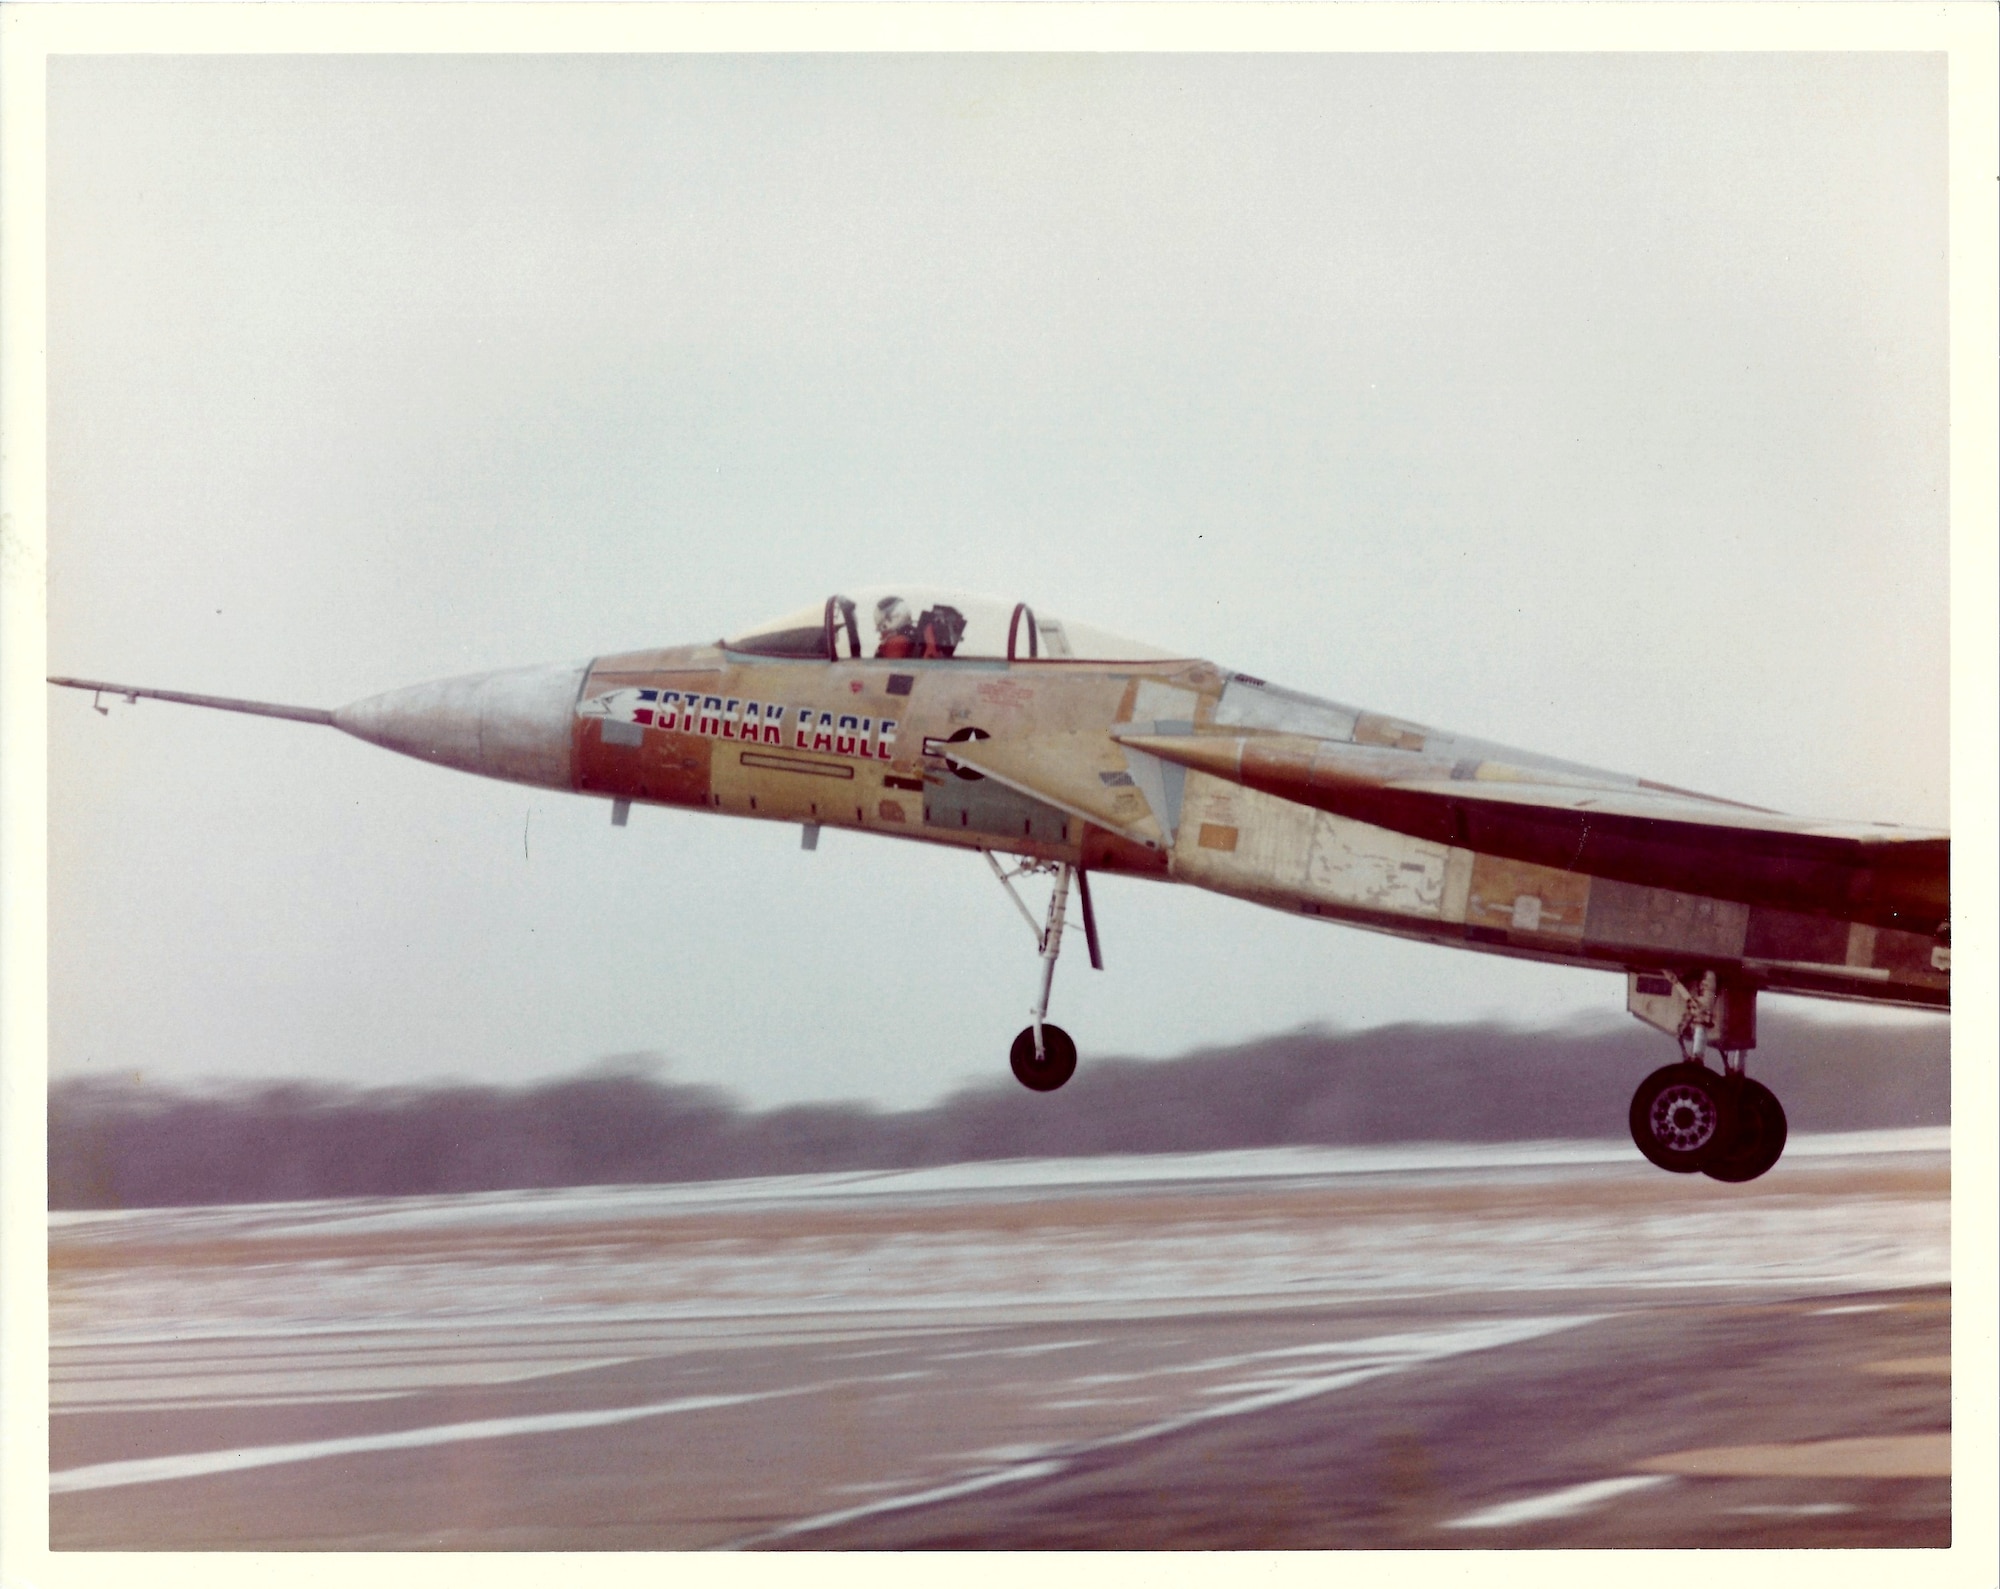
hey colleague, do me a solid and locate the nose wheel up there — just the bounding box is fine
[1011,1024,1078,1091]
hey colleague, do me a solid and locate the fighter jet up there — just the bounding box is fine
[52,584,1949,1183]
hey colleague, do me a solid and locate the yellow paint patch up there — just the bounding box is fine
[1466,853,1591,940]
[1198,823,1239,852]
[1353,713,1427,751]
[1638,1433,1950,1480]
[1862,1357,1951,1377]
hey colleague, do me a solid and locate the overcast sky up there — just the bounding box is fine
[47,52,1950,1108]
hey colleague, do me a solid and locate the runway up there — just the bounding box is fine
[48,1131,1951,1549]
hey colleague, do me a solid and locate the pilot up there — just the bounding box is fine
[874,596,918,659]
[917,604,965,659]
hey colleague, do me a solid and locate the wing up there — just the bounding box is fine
[1111,730,1947,937]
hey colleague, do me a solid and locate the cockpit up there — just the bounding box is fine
[724,586,1177,663]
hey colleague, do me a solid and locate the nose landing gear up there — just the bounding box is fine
[1625,970,1788,1183]
[985,852,1100,1092]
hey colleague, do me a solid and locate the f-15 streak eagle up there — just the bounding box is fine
[54,583,1948,1184]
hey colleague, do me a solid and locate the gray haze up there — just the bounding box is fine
[48,54,1948,1107]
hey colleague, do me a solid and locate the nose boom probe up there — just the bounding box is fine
[48,676,335,727]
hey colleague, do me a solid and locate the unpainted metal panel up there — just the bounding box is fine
[1129,679,1201,729]
[923,772,1069,845]
[1120,745,1186,840]
[336,662,584,791]
[1584,879,1750,960]
[1742,905,1852,966]
[1303,812,1452,917]
[1211,677,1359,742]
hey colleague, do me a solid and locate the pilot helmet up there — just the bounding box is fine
[875,596,913,635]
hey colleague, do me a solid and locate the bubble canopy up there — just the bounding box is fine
[724,587,1178,663]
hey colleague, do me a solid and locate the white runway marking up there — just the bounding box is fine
[1041,1397,1154,1410]
[53,1355,646,1409]
[50,1388,794,1495]
[741,1314,1597,1547]
[1100,1318,1598,1448]
[1443,1474,1673,1528]
[63,1392,419,1414]
[750,1461,1069,1542]
[1731,1502,1855,1516]
[934,1339,1101,1361]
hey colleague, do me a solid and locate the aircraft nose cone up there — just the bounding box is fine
[334,660,587,791]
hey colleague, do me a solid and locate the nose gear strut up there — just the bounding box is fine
[984,851,1100,1091]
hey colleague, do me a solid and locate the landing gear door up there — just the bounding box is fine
[1626,972,1688,1039]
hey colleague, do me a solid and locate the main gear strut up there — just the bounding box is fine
[1626,969,1786,1182]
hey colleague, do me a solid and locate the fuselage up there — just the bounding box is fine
[334,641,1949,1014]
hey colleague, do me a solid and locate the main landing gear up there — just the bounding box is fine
[1626,971,1788,1183]
[985,852,1102,1092]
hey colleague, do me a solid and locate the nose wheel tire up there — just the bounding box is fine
[1010,1024,1078,1092]
[1700,1077,1788,1183]
[1629,1062,1737,1174]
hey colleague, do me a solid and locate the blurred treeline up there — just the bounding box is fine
[49,1013,1948,1210]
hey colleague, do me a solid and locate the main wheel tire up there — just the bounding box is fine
[1701,1078,1788,1183]
[1629,1062,1736,1174]
[1010,1024,1078,1092]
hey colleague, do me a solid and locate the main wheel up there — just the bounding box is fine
[1010,1024,1078,1092]
[1629,1062,1736,1174]
[1701,1078,1788,1183]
